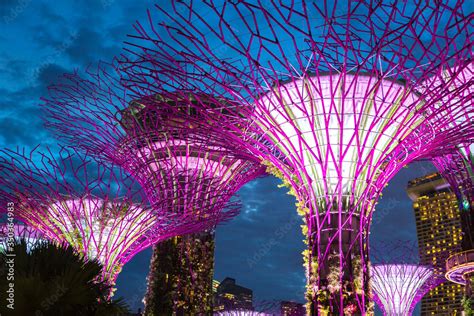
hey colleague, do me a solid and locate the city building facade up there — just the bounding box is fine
[407,173,464,315]
[214,277,253,311]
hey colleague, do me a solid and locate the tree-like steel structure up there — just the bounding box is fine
[371,264,438,316]
[422,63,473,250]
[41,66,265,313]
[0,147,205,291]
[370,241,443,316]
[424,63,474,312]
[215,300,281,316]
[118,0,473,313]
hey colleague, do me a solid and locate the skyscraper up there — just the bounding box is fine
[407,173,464,315]
[280,301,305,316]
[214,277,253,311]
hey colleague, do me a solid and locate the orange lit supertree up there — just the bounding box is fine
[118,1,473,313]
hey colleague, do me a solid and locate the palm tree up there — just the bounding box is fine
[0,240,130,315]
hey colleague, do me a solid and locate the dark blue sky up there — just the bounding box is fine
[0,1,440,314]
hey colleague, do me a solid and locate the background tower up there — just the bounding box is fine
[407,173,464,314]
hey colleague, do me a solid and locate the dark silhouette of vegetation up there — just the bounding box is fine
[0,240,130,315]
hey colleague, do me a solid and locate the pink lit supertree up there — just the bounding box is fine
[117,0,473,313]
[0,147,205,292]
[423,63,474,311]
[370,241,443,316]
[215,300,281,316]
[371,265,438,316]
[40,65,265,313]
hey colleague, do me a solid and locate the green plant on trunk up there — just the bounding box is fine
[462,296,474,316]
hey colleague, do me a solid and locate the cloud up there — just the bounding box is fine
[214,176,306,302]
[63,27,120,64]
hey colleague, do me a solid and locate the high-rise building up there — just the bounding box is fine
[214,277,253,311]
[280,301,305,316]
[407,173,464,315]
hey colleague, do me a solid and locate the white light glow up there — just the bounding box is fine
[371,264,433,316]
[43,198,154,280]
[256,74,421,207]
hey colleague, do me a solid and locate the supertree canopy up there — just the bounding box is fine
[117,0,473,314]
[41,66,265,313]
[214,311,272,316]
[429,64,473,249]
[0,147,205,289]
[41,65,265,231]
[215,300,281,316]
[423,63,474,310]
[370,264,436,316]
[370,241,443,316]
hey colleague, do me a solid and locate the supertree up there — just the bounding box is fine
[370,265,438,316]
[424,63,474,313]
[0,147,205,292]
[369,241,444,316]
[117,0,473,313]
[40,65,266,313]
[215,300,281,316]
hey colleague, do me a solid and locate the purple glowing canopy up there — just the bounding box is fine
[369,241,444,316]
[0,147,205,286]
[41,64,266,234]
[118,0,473,313]
[424,63,474,249]
[371,264,437,316]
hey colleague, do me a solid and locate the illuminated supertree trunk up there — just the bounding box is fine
[118,1,473,313]
[143,231,215,314]
[41,67,265,313]
[0,147,205,293]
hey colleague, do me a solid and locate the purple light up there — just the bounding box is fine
[371,264,436,316]
[117,1,473,312]
[41,66,265,234]
[215,311,271,316]
[0,147,205,290]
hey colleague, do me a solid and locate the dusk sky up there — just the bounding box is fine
[0,1,447,314]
